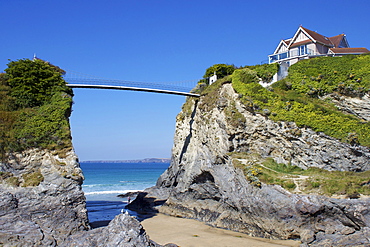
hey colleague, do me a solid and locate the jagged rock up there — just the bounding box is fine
[138,82,370,246]
[62,213,159,247]
[0,149,89,246]
[117,191,140,198]
[0,149,159,247]
[322,93,370,121]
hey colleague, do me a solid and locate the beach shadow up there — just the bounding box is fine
[87,192,166,228]
[126,192,167,222]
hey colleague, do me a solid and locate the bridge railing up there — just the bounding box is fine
[63,71,200,95]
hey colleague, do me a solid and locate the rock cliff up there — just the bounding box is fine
[0,148,158,247]
[139,82,370,246]
[0,148,89,246]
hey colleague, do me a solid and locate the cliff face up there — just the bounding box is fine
[0,148,159,247]
[153,82,370,246]
[0,149,89,246]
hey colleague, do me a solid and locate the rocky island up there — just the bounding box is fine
[0,59,156,246]
[1,55,370,246]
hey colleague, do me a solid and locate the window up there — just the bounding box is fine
[299,45,307,55]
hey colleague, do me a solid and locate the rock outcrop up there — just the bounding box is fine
[0,149,89,246]
[62,213,159,247]
[0,148,159,247]
[137,82,370,246]
[322,93,370,122]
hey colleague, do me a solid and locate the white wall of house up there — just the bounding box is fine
[307,43,316,54]
[296,31,309,42]
[279,44,288,53]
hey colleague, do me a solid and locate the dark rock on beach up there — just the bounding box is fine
[62,213,160,247]
[117,191,141,198]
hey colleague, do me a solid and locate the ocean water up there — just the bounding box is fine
[80,162,169,225]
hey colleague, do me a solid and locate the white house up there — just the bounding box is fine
[268,26,369,66]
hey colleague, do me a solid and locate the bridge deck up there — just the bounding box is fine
[67,84,200,97]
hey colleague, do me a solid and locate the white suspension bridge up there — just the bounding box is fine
[63,70,202,97]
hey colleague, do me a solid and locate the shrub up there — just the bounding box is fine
[232,68,259,84]
[203,64,236,80]
[5,59,72,109]
[243,63,279,82]
[1,59,73,158]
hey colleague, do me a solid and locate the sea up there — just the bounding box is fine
[80,162,169,226]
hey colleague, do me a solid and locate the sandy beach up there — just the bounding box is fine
[141,213,301,247]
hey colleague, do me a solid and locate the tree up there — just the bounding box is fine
[0,73,17,161]
[203,64,236,79]
[5,59,72,109]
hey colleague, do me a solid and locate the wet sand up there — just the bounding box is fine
[141,213,301,247]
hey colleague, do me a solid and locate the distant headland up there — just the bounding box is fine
[81,158,171,164]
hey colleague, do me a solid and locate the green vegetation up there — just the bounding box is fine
[22,170,44,187]
[0,59,73,161]
[231,55,370,147]
[5,59,70,109]
[286,54,370,97]
[230,153,370,197]
[242,63,279,82]
[192,64,236,94]
[232,158,262,188]
[198,76,232,112]
[203,64,236,79]
[260,158,370,198]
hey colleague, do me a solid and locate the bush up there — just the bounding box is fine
[232,68,259,84]
[243,63,279,82]
[1,59,73,158]
[203,64,236,80]
[5,59,72,109]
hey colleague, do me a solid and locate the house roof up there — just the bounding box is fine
[299,26,333,47]
[282,39,291,46]
[287,27,350,49]
[329,47,370,54]
[273,39,290,54]
[328,34,346,47]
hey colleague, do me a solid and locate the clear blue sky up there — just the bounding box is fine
[1,0,370,161]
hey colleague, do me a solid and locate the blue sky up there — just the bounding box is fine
[1,0,370,161]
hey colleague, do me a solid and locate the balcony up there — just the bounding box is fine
[269,48,316,64]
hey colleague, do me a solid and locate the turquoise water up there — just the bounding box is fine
[80,162,169,224]
[81,162,169,201]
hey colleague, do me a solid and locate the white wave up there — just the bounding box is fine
[84,189,142,196]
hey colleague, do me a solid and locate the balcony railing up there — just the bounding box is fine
[269,48,316,63]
